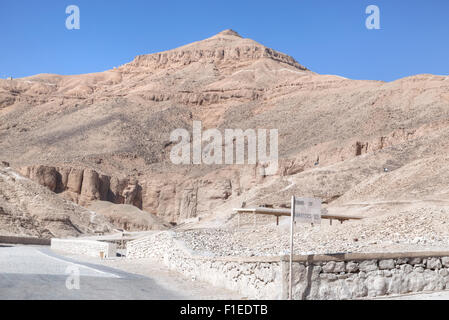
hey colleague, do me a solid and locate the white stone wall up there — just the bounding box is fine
[127,231,283,299]
[51,238,116,258]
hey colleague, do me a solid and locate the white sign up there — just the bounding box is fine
[289,196,322,299]
[294,197,321,224]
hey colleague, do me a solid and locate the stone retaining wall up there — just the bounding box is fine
[51,238,116,258]
[285,252,449,300]
[126,232,449,300]
[127,232,283,299]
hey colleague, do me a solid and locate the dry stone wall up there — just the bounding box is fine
[127,233,449,300]
[286,252,449,300]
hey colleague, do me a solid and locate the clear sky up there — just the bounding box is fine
[1,0,448,82]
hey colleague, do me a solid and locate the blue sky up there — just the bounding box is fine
[1,0,448,81]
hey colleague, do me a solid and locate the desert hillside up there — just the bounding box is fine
[1,29,449,227]
[0,162,112,238]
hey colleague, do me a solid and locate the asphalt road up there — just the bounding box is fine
[0,245,187,300]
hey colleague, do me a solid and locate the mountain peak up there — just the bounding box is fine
[215,29,242,38]
[124,29,308,72]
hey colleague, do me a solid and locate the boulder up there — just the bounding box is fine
[359,260,378,272]
[426,258,442,270]
[379,259,395,270]
[346,261,359,273]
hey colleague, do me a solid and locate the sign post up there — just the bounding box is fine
[288,196,322,300]
[289,196,295,300]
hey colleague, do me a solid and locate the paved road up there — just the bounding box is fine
[0,245,187,300]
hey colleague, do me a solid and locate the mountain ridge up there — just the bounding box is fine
[1,29,449,228]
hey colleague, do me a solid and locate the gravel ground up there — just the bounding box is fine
[174,204,449,257]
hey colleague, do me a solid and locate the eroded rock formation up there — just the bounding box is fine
[19,165,142,209]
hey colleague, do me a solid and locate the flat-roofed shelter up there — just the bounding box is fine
[233,207,362,227]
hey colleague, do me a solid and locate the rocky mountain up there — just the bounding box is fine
[1,29,449,227]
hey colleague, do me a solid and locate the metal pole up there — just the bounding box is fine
[289,196,295,300]
[237,212,240,229]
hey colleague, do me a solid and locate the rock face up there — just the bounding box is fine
[126,29,307,76]
[19,165,142,210]
[18,164,248,223]
[24,165,59,192]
